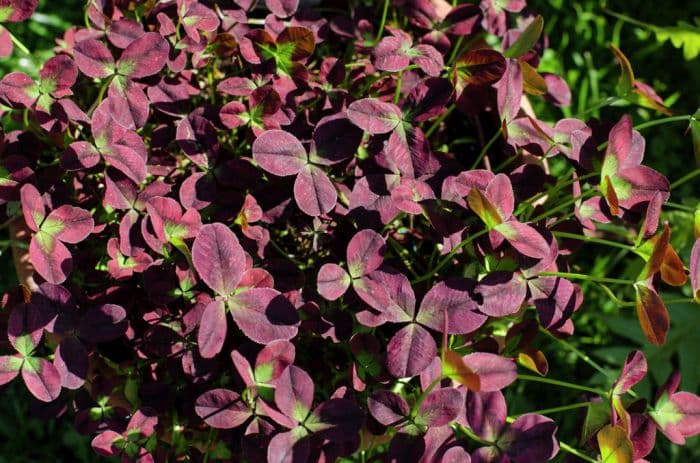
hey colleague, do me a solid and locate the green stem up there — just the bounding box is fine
[597,115,693,151]
[387,237,421,279]
[446,36,465,66]
[511,401,592,418]
[574,96,621,118]
[268,238,305,269]
[425,105,455,139]
[595,282,632,306]
[88,75,114,116]
[560,441,598,463]
[664,201,695,213]
[671,168,700,190]
[528,190,596,223]
[372,0,390,46]
[517,374,608,396]
[602,7,654,30]
[411,375,444,419]
[552,231,633,251]
[471,128,502,170]
[393,70,403,104]
[412,228,489,284]
[540,328,612,378]
[517,171,598,214]
[8,30,31,56]
[452,423,493,447]
[538,271,633,285]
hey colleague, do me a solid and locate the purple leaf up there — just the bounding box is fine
[652,390,700,445]
[0,355,22,385]
[39,55,77,95]
[91,430,121,457]
[47,205,93,243]
[440,446,472,463]
[102,143,147,184]
[73,39,115,78]
[61,141,100,171]
[613,350,647,396]
[29,236,72,285]
[21,356,61,402]
[476,272,526,317]
[0,71,38,108]
[356,268,415,322]
[494,220,550,259]
[411,44,444,77]
[347,229,386,279]
[254,339,295,384]
[117,32,169,78]
[368,390,409,426]
[193,223,246,296]
[294,165,337,216]
[0,0,38,22]
[267,428,310,463]
[386,323,437,378]
[415,388,463,427]
[195,388,250,429]
[462,353,517,392]
[465,390,507,441]
[106,18,146,48]
[317,263,351,301]
[498,414,559,463]
[485,174,515,220]
[252,129,307,176]
[495,59,522,123]
[197,299,227,359]
[20,183,44,232]
[417,279,486,334]
[347,98,402,134]
[276,365,314,422]
[229,288,299,344]
[373,36,411,72]
[265,0,299,18]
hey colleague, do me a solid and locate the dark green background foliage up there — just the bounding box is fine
[0,0,698,461]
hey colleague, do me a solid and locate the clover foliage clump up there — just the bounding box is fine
[0,0,699,462]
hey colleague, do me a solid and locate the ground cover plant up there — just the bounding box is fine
[0,0,699,461]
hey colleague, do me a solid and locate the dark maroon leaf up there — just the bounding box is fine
[53,337,88,389]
